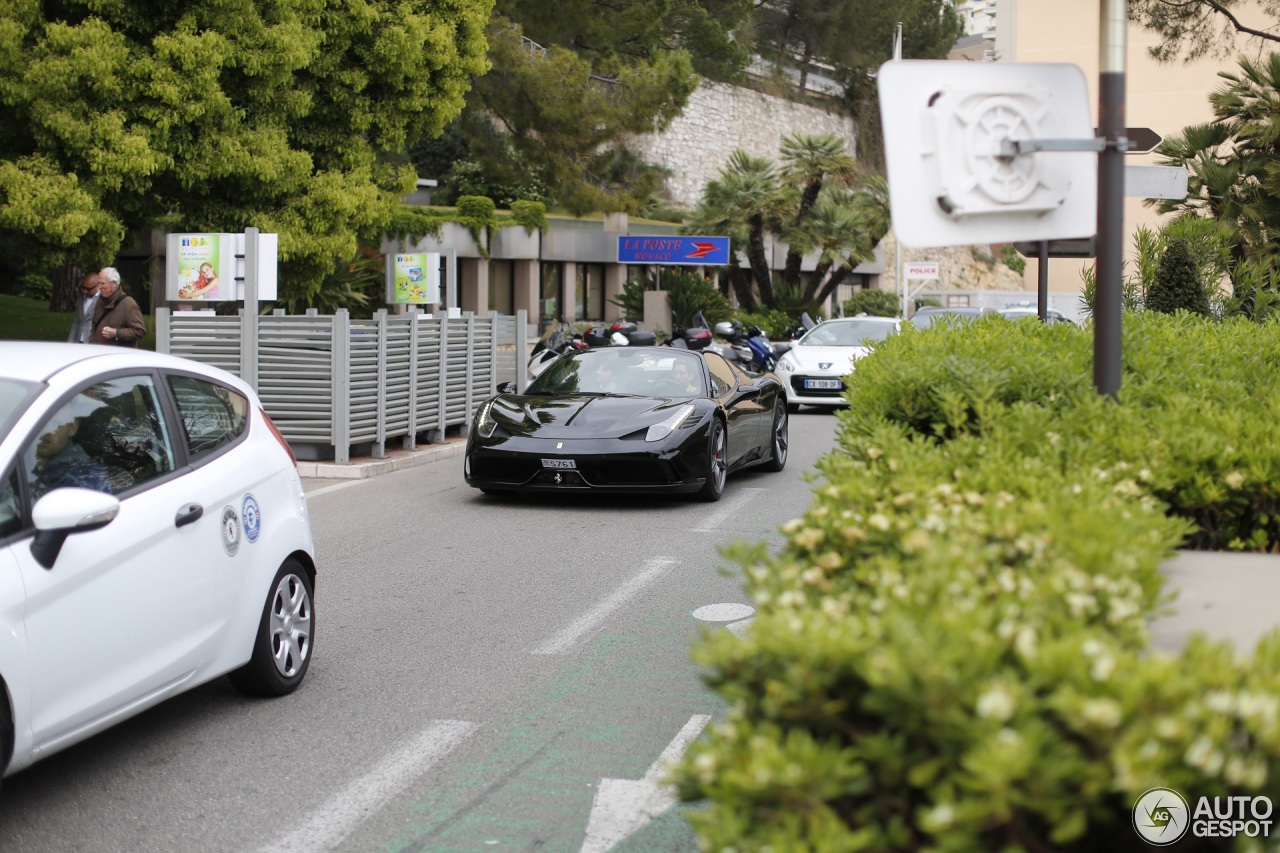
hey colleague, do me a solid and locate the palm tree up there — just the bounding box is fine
[687,151,784,310]
[789,177,890,307]
[688,135,885,313]
[778,133,859,288]
[1153,53,1280,275]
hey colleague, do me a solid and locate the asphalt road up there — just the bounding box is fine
[0,410,842,853]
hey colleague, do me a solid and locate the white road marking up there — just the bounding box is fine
[726,618,754,638]
[531,558,679,655]
[304,479,365,499]
[689,487,764,532]
[692,603,756,623]
[258,719,478,853]
[580,715,712,853]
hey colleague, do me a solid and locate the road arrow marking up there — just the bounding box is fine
[580,714,712,853]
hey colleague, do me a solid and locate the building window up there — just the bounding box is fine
[490,260,515,315]
[576,263,605,322]
[539,262,563,325]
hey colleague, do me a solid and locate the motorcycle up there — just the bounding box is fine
[667,310,717,352]
[713,319,777,373]
[582,320,658,348]
[528,322,587,378]
[768,312,817,361]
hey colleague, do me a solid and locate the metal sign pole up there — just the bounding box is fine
[1038,240,1049,322]
[1095,0,1126,396]
[243,227,259,392]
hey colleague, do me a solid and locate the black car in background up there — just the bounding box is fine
[464,347,789,502]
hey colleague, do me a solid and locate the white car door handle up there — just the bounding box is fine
[175,503,204,528]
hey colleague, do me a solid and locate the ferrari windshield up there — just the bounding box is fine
[800,319,898,347]
[525,349,705,397]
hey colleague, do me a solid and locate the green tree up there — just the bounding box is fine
[750,0,961,171]
[687,133,887,313]
[453,1,750,214]
[1151,54,1280,284]
[686,150,784,311]
[1129,0,1280,62]
[0,0,492,305]
[1147,237,1211,316]
[495,0,750,81]
[843,288,900,317]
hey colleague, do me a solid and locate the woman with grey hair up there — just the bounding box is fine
[90,266,145,346]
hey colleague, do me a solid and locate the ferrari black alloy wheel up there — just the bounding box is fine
[764,400,788,472]
[697,419,727,502]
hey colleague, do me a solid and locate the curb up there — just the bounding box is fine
[296,439,468,480]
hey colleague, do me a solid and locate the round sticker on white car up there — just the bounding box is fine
[221,505,241,556]
[242,494,261,543]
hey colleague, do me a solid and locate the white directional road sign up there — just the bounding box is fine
[1124,164,1187,199]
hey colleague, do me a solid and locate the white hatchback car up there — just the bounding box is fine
[775,317,901,410]
[0,342,316,784]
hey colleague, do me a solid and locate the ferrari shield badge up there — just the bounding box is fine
[242,494,261,544]
[221,505,240,556]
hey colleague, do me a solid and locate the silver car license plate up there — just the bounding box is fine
[804,379,843,390]
[541,458,577,469]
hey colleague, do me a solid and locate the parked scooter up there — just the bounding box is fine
[667,311,717,352]
[528,322,587,378]
[771,312,817,359]
[581,320,658,348]
[713,319,777,373]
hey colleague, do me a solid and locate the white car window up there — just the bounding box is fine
[23,376,176,501]
[0,377,39,439]
[168,374,249,460]
[804,321,896,346]
[0,468,20,539]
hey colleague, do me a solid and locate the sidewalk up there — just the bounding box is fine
[295,436,468,480]
[1151,550,1280,655]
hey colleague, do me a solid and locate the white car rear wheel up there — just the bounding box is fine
[229,559,314,697]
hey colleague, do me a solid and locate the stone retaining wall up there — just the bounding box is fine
[627,80,856,208]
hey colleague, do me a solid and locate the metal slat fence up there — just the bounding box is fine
[157,308,528,463]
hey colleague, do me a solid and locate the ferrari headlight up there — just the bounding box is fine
[646,404,696,442]
[476,400,498,438]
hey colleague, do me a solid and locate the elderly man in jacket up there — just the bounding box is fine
[91,267,146,347]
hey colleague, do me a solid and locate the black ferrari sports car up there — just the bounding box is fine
[464,346,789,501]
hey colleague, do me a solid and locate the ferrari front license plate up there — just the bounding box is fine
[541,458,577,469]
[804,379,843,390]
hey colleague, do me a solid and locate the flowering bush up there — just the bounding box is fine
[673,311,1280,850]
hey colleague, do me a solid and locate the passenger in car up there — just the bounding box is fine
[672,359,698,393]
[30,417,112,500]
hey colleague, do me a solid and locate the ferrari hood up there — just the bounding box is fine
[488,394,687,439]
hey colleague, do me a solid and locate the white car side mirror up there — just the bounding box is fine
[31,488,120,569]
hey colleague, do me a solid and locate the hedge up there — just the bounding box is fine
[673,311,1280,851]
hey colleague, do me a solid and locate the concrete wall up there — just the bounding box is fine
[626,80,857,208]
